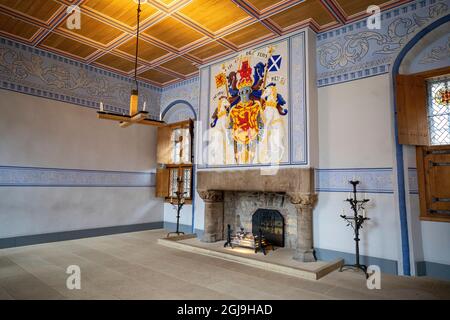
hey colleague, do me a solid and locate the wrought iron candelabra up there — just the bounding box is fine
[340,180,370,278]
[167,176,186,238]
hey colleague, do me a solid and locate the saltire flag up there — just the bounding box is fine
[215,73,227,88]
[268,55,282,72]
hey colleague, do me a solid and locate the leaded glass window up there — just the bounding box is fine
[169,168,178,197]
[182,168,191,198]
[168,166,192,200]
[427,77,450,145]
[171,128,191,164]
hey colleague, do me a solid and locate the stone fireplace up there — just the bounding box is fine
[197,168,317,262]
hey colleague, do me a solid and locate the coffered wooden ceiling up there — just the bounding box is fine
[0,0,411,87]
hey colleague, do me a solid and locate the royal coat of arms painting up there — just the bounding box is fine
[208,40,289,166]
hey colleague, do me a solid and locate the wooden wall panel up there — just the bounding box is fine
[417,146,450,222]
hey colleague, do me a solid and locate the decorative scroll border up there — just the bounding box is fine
[316,0,450,87]
[0,38,161,118]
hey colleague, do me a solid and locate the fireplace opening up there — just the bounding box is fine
[252,209,285,247]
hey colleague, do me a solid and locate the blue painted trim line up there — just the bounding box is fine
[391,14,450,276]
[0,221,164,249]
[0,165,156,187]
[315,248,398,275]
[164,222,199,236]
[416,261,450,281]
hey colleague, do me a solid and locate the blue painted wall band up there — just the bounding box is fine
[0,165,156,187]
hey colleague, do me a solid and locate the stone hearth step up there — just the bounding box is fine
[158,236,343,281]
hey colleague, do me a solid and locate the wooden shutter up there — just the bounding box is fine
[156,125,172,164]
[417,146,450,222]
[396,75,428,145]
[155,168,170,198]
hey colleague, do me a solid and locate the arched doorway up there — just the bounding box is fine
[391,14,450,276]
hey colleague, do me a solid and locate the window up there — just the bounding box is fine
[155,120,194,202]
[427,77,450,146]
[171,128,191,164]
[168,165,192,199]
[396,69,450,222]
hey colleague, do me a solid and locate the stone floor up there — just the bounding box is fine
[0,229,449,300]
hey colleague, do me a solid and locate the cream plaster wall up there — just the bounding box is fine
[317,74,395,168]
[315,74,401,264]
[0,90,163,238]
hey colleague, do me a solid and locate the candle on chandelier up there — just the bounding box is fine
[363,209,366,218]
[143,101,147,112]
[99,101,104,112]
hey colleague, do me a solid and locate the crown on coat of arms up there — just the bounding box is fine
[237,59,253,90]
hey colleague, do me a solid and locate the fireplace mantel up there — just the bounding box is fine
[196,167,318,262]
[197,168,314,194]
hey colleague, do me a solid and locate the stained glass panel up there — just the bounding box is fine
[428,77,450,145]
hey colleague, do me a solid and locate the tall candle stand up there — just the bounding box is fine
[340,180,370,278]
[167,176,186,238]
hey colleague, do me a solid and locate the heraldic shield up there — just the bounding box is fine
[210,46,288,165]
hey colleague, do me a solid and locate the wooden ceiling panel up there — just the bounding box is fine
[116,37,169,62]
[334,0,392,16]
[0,0,401,88]
[58,13,125,46]
[82,0,158,28]
[245,0,288,12]
[188,41,231,60]
[269,0,336,28]
[224,22,274,47]
[0,0,63,22]
[0,12,40,40]
[142,16,204,49]
[40,33,98,58]
[155,0,178,5]
[94,53,139,73]
[178,0,251,32]
[160,56,198,75]
[139,68,178,84]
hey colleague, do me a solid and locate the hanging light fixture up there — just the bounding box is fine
[129,0,142,116]
[95,0,165,127]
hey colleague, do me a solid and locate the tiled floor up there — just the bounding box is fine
[0,229,449,300]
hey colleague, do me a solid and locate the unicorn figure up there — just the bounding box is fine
[209,97,233,165]
[261,84,287,163]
